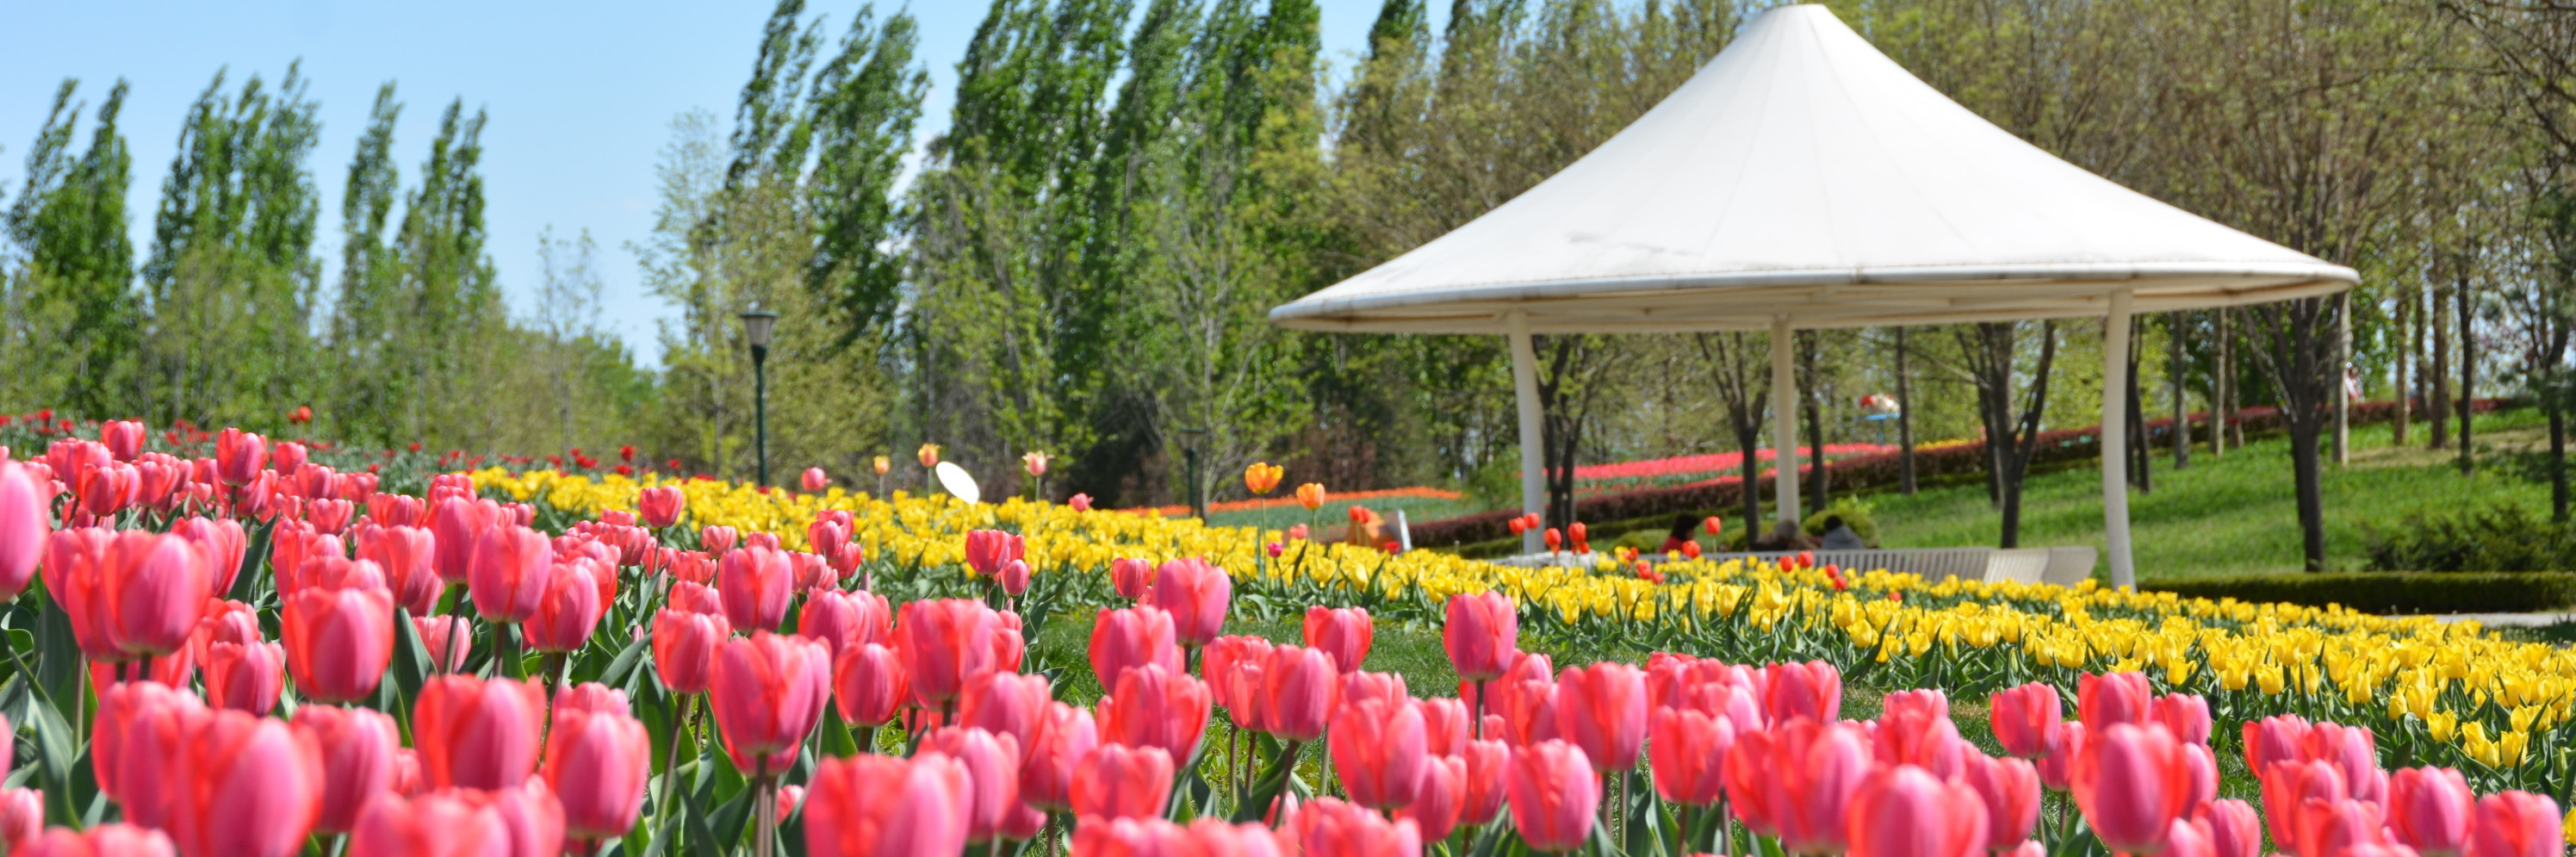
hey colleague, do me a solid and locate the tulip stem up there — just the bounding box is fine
[654,693,696,839]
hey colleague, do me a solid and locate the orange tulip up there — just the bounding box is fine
[1244,463,1283,495]
[1294,482,1325,511]
[917,444,941,469]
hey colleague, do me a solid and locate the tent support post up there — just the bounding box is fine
[2103,289,2137,589]
[1771,315,1800,531]
[1508,312,1546,555]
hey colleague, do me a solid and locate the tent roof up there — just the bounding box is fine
[1270,3,2356,335]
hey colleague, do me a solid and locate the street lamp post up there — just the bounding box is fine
[740,308,780,488]
[1178,426,1208,520]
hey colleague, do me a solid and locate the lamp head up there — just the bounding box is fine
[738,308,781,350]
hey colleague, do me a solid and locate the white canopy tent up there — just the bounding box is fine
[1269,3,2356,587]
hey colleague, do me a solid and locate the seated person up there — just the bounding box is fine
[1750,519,1817,551]
[1658,512,1700,554]
[1818,514,1867,550]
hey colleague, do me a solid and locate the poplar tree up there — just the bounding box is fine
[3,79,136,416]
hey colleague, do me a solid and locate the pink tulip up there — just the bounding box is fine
[2154,693,2213,746]
[832,642,909,728]
[466,525,549,623]
[413,674,548,790]
[18,824,179,857]
[1331,698,1428,810]
[1342,669,1409,710]
[1760,660,1841,724]
[1507,740,1599,853]
[1402,754,1468,841]
[1962,754,2042,850]
[1302,605,1372,673]
[0,461,52,600]
[166,710,326,857]
[2304,723,2387,806]
[214,428,264,486]
[430,496,500,584]
[1648,707,1735,805]
[2077,671,2152,728]
[699,525,738,554]
[1443,592,1518,681]
[1072,742,1174,820]
[1110,557,1154,599]
[1021,701,1098,811]
[291,705,399,835]
[1418,697,1471,757]
[996,559,1029,596]
[346,791,512,857]
[894,599,1002,709]
[651,608,729,694]
[2073,723,2194,854]
[1846,764,1989,857]
[413,615,471,673]
[1096,661,1212,761]
[270,441,308,475]
[636,485,686,528]
[357,525,440,616]
[1287,798,1424,857]
[959,670,1052,748]
[0,787,39,853]
[1260,645,1339,742]
[962,529,1023,579]
[797,588,888,662]
[543,700,651,841]
[1989,682,2063,759]
[283,584,395,703]
[2389,767,2474,857]
[2466,792,2562,857]
[1724,718,1871,854]
[199,634,285,714]
[1462,739,1509,827]
[710,631,832,779]
[916,728,1021,843]
[94,680,208,826]
[1090,605,1183,691]
[717,546,793,631]
[2200,798,2263,857]
[805,752,974,857]
[1150,558,1230,647]
[808,519,851,563]
[61,531,214,660]
[1068,494,1093,512]
[2036,721,2086,791]
[2263,759,2352,856]
[2295,798,2392,857]
[100,420,145,461]
[801,467,829,492]
[1874,691,1969,778]
[1555,661,1648,772]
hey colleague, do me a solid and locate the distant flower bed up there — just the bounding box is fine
[1575,444,1896,494]
[1125,486,1463,518]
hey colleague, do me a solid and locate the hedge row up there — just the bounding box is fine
[1409,397,2512,549]
[2145,571,2576,614]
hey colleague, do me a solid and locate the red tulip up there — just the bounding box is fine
[1989,682,2064,760]
[2201,798,2263,857]
[1096,661,1212,761]
[1149,558,1229,647]
[1072,742,1174,820]
[1760,660,1841,724]
[356,525,439,616]
[1443,592,1518,681]
[1724,719,1871,854]
[1286,798,1423,857]
[2389,767,2474,857]
[0,787,39,853]
[292,705,399,835]
[1260,644,1339,742]
[710,631,831,779]
[962,529,1023,578]
[214,428,264,486]
[1110,557,1154,599]
[2466,792,2562,857]
[2076,671,2152,728]
[832,642,909,728]
[1402,754,1468,841]
[717,546,793,631]
[916,727,1022,843]
[1648,707,1735,805]
[1507,740,1599,853]
[282,584,395,703]
[636,486,686,529]
[413,615,471,673]
[17,824,179,857]
[895,599,1002,709]
[523,561,601,654]
[1962,754,2043,850]
[959,670,1051,748]
[0,461,53,600]
[1090,605,1183,692]
[1555,661,1647,772]
[429,497,499,584]
[199,633,285,714]
[413,674,548,790]
[466,525,549,623]
[1021,701,1098,811]
[1331,698,1427,810]
[1302,605,1371,673]
[94,680,208,826]
[346,791,511,857]
[805,753,974,857]
[543,699,651,840]
[166,709,326,857]
[2073,723,2194,854]
[801,467,830,492]
[1847,764,1989,857]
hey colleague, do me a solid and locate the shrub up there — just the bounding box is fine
[2147,572,2576,614]
[2358,500,2576,572]
[1803,500,1879,547]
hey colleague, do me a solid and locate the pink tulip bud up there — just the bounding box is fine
[1506,741,1599,853]
[804,753,973,857]
[1443,592,1518,681]
[709,631,831,780]
[832,642,909,728]
[1301,605,1372,674]
[291,705,399,835]
[800,467,829,492]
[543,699,651,841]
[1258,645,1339,742]
[1847,764,1989,857]
[1990,682,2064,759]
[1071,742,1173,821]
[1096,662,1211,762]
[413,674,547,791]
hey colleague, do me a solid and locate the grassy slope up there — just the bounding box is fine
[1865,408,2556,581]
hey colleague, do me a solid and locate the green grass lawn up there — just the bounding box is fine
[1863,408,2558,581]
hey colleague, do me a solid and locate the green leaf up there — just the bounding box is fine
[598,635,649,690]
[1227,739,1302,823]
[709,789,755,853]
[390,608,432,702]
[229,518,277,603]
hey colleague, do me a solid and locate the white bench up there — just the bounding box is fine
[1494,546,2098,587]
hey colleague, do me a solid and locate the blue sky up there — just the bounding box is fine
[0,0,1438,369]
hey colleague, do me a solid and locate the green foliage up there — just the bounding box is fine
[2147,572,2576,614]
[4,78,137,416]
[2357,500,2576,573]
[1803,499,1880,547]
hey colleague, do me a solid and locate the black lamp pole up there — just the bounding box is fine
[1179,426,1208,519]
[740,308,780,487]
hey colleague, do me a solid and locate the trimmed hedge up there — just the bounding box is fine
[1410,397,2512,550]
[2145,572,2576,615]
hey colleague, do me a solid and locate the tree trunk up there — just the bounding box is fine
[2459,281,2475,475]
[2291,419,2328,571]
[2430,284,2450,450]
[1800,333,1828,512]
[1896,327,1917,494]
[1737,423,1764,541]
[2334,292,2351,465]
[2169,312,2189,469]
[2213,308,2232,457]
[2554,404,2568,523]
[2128,327,2151,493]
[2394,291,2412,446]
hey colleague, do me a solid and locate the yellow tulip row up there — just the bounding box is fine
[474,468,2576,776]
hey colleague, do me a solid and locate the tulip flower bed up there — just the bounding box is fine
[1572,444,1897,494]
[0,424,2571,856]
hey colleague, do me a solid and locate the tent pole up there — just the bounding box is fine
[1508,312,1546,555]
[2103,290,2137,589]
[1771,315,1801,531]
